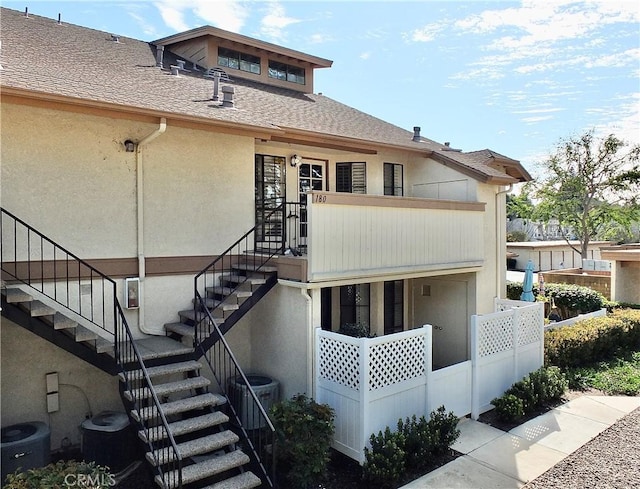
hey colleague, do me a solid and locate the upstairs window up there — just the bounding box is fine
[218,47,261,74]
[384,163,404,196]
[268,61,305,85]
[336,162,366,194]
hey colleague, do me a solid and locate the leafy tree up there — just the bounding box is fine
[529,130,640,258]
[506,191,535,220]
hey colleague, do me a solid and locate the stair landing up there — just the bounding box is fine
[122,337,193,361]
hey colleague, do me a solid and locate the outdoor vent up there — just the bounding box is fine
[24,7,28,17]
[170,65,180,76]
[206,68,231,102]
[221,86,235,108]
[57,13,62,25]
[176,60,186,70]
[412,126,421,142]
[441,142,462,152]
[155,45,164,68]
[111,34,120,43]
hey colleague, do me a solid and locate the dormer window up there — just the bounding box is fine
[268,61,305,85]
[218,47,261,74]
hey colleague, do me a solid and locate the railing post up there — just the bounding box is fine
[512,306,521,382]
[424,324,432,415]
[470,315,479,420]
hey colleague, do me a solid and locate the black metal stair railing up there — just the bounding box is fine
[115,301,183,489]
[193,203,285,345]
[1,207,115,339]
[193,294,276,488]
[284,201,307,255]
[1,207,182,488]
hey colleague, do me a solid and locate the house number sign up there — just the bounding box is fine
[312,194,327,203]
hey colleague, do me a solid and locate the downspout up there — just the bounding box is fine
[302,288,314,398]
[496,183,513,300]
[136,117,167,333]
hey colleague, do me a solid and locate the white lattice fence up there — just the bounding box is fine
[471,301,544,419]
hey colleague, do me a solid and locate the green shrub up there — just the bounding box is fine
[492,394,524,421]
[427,406,461,455]
[363,427,406,489]
[4,460,113,489]
[507,282,606,319]
[398,416,431,471]
[270,393,335,488]
[545,309,640,368]
[492,367,567,422]
[337,322,375,338]
[364,406,460,487]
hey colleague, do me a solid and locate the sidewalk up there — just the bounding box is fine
[400,395,640,489]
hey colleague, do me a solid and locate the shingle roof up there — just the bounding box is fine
[0,7,530,183]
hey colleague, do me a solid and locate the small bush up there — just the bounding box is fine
[545,309,640,368]
[270,393,335,488]
[427,406,461,455]
[363,406,459,487]
[363,427,406,489]
[506,282,606,319]
[492,367,567,422]
[338,322,374,338]
[492,394,524,421]
[5,460,113,489]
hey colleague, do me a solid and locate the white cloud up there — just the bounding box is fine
[153,0,249,33]
[522,115,554,123]
[405,23,443,43]
[360,52,371,60]
[259,1,300,42]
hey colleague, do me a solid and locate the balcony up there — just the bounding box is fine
[280,192,486,282]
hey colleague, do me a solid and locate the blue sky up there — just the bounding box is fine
[3,1,638,177]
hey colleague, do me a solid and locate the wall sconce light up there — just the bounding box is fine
[124,140,136,152]
[290,154,301,167]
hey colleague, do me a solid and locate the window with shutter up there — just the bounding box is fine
[384,163,403,196]
[336,162,366,193]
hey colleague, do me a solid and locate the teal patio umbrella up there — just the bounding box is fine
[520,260,536,302]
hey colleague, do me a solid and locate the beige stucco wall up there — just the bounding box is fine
[243,284,310,400]
[612,262,640,304]
[0,320,122,451]
[476,184,503,314]
[1,102,255,332]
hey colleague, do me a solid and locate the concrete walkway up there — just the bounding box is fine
[400,395,640,488]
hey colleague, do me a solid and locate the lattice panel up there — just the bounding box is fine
[368,335,425,390]
[518,307,543,346]
[318,336,361,390]
[478,316,514,357]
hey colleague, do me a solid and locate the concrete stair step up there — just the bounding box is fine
[178,310,226,325]
[202,471,262,489]
[124,376,210,402]
[156,449,250,489]
[93,337,114,354]
[146,430,240,466]
[29,300,56,317]
[131,393,227,422]
[206,286,253,299]
[138,411,229,443]
[72,325,98,342]
[53,312,77,330]
[221,273,267,287]
[119,360,202,383]
[4,287,33,303]
[232,263,277,274]
[140,412,229,443]
[194,297,239,312]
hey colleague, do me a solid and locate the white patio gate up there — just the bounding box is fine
[315,300,544,463]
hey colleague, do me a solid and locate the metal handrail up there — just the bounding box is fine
[194,292,276,487]
[1,207,182,488]
[193,203,285,344]
[115,301,182,489]
[1,207,115,337]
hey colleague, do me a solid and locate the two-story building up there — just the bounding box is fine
[1,7,531,488]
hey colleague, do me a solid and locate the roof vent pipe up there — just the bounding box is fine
[155,45,164,68]
[24,7,28,17]
[57,13,62,25]
[221,86,235,108]
[412,126,421,142]
[170,65,180,76]
[111,34,120,43]
[176,59,186,70]
[212,71,221,101]
[444,142,450,147]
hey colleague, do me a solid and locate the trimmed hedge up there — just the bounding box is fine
[545,309,640,368]
[507,281,606,319]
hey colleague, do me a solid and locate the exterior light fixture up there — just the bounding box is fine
[290,154,301,167]
[124,140,135,152]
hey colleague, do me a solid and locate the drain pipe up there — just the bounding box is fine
[496,183,513,300]
[136,118,167,333]
[302,288,315,398]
